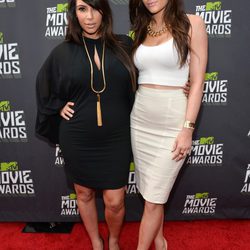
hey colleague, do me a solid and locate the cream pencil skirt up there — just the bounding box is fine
[131,86,187,204]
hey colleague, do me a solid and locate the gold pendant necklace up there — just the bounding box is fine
[147,23,168,37]
[82,37,106,127]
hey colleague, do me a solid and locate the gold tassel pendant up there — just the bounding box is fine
[96,94,102,127]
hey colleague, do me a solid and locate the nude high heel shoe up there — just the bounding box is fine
[164,238,168,250]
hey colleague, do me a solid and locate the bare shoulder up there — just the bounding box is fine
[186,14,207,52]
[187,14,206,31]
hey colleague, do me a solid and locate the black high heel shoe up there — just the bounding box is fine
[164,238,168,250]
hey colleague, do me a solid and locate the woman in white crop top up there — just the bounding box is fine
[130,0,207,249]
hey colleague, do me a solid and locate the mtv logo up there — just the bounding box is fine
[130,162,135,171]
[128,31,135,40]
[206,1,222,11]
[0,32,3,43]
[0,162,18,171]
[205,72,218,81]
[0,101,11,111]
[69,193,77,200]
[57,3,68,12]
[200,137,215,145]
[195,192,209,199]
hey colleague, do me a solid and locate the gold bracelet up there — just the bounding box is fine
[183,120,195,130]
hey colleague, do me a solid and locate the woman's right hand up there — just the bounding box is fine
[182,81,191,97]
[60,102,75,120]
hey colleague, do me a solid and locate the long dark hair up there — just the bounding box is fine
[129,0,191,67]
[66,0,136,91]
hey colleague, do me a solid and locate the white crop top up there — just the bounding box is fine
[134,38,189,86]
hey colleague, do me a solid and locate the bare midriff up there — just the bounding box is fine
[140,84,183,90]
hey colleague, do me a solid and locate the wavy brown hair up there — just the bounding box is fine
[129,0,191,67]
[66,0,136,91]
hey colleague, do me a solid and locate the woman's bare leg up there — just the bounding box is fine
[74,184,103,250]
[137,201,164,250]
[103,187,126,250]
[154,216,167,250]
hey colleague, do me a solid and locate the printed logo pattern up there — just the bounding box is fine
[0,101,28,142]
[182,192,217,215]
[0,33,21,78]
[241,164,250,193]
[45,3,68,38]
[126,162,139,195]
[203,72,228,105]
[55,144,64,166]
[196,1,232,37]
[61,193,79,216]
[186,136,223,166]
[0,161,35,196]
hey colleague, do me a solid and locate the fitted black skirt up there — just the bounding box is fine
[59,93,132,190]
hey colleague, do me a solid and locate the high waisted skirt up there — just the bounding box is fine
[131,86,187,204]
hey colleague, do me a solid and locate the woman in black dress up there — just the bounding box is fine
[36,0,136,249]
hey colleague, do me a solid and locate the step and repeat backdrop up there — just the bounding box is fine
[0,0,250,221]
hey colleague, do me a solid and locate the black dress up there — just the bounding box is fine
[36,35,134,189]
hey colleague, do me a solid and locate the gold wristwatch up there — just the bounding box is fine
[183,120,195,130]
